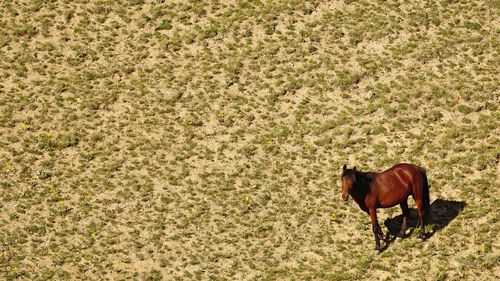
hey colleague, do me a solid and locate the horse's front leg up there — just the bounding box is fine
[369,208,381,253]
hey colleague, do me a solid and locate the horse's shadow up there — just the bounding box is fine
[380,199,466,251]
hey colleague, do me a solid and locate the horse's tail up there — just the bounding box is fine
[420,167,431,221]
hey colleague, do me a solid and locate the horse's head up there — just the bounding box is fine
[341,164,357,201]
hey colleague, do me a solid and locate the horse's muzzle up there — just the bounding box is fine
[342,194,349,201]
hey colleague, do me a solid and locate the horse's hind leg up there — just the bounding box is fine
[397,200,409,240]
[415,199,426,240]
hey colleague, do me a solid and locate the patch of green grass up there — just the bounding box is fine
[0,0,497,280]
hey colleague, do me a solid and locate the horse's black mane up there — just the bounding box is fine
[359,171,377,183]
[356,171,377,191]
[342,169,377,213]
[343,169,377,192]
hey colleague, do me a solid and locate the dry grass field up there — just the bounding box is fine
[0,0,499,280]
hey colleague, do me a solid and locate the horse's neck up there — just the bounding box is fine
[350,188,368,212]
[351,172,375,212]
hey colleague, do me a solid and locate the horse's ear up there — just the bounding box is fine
[353,166,357,171]
[343,164,347,171]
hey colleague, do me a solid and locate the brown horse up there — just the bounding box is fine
[341,163,430,253]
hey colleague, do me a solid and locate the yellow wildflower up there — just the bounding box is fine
[3,162,12,171]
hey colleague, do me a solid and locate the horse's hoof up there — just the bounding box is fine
[396,237,402,242]
[374,249,381,255]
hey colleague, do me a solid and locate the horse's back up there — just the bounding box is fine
[384,163,421,174]
[373,163,424,207]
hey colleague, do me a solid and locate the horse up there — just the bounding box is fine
[340,163,430,253]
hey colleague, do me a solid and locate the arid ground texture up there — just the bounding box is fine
[0,0,499,280]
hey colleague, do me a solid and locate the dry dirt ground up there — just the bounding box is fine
[0,0,499,280]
